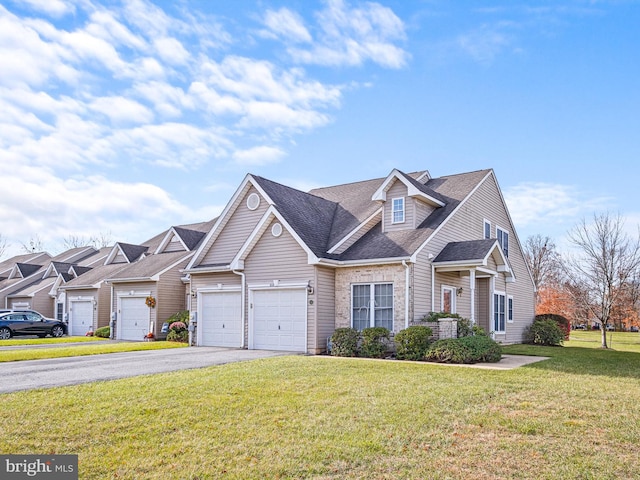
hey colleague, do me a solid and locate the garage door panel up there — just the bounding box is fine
[252,289,306,352]
[200,291,242,347]
[70,301,93,336]
[120,297,149,341]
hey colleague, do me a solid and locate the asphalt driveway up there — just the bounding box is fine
[0,346,293,394]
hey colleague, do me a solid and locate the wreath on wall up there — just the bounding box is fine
[145,296,156,308]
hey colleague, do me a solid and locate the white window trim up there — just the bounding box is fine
[351,282,394,330]
[507,295,514,323]
[391,197,405,224]
[483,219,491,239]
[441,285,457,314]
[493,290,507,334]
[496,226,509,257]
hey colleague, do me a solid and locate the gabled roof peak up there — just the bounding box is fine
[371,169,445,207]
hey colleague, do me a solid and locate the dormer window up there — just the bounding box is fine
[392,197,405,223]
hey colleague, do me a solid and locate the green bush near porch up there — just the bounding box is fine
[394,325,433,361]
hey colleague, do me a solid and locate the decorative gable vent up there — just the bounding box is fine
[247,193,260,210]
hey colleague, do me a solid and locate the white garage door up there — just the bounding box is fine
[200,291,242,347]
[119,297,149,341]
[70,300,93,336]
[252,288,306,352]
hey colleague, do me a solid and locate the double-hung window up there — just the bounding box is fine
[493,292,506,333]
[352,283,394,331]
[392,198,405,223]
[497,227,509,257]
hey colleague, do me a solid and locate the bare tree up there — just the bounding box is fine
[63,231,114,250]
[21,235,45,254]
[0,234,8,260]
[565,212,640,348]
[524,234,562,303]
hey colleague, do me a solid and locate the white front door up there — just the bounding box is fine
[70,300,93,336]
[251,288,307,352]
[119,297,149,341]
[200,291,242,347]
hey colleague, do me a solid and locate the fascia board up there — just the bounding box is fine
[315,256,410,267]
[155,227,188,255]
[371,169,401,201]
[327,208,382,254]
[411,170,493,262]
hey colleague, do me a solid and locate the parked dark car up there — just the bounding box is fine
[0,311,67,339]
[630,326,639,333]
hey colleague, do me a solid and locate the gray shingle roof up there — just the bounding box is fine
[433,239,498,263]
[62,263,130,289]
[72,266,93,276]
[16,263,42,278]
[173,226,206,251]
[118,243,149,263]
[106,251,192,281]
[252,175,338,258]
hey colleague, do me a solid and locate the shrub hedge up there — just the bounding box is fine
[425,335,502,364]
[330,328,360,357]
[526,318,565,346]
[535,313,570,340]
[94,326,110,338]
[360,327,390,358]
[394,325,433,361]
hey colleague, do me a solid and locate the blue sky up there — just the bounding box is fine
[1,0,639,257]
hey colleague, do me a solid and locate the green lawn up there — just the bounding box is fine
[1,334,639,479]
[0,336,109,346]
[0,340,186,362]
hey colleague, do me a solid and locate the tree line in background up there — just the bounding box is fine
[0,232,114,259]
[525,212,640,349]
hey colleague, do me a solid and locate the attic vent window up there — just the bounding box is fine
[271,223,283,237]
[247,193,260,210]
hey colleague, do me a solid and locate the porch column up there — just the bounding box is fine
[469,269,476,324]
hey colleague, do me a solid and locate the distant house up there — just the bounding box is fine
[104,221,214,341]
[184,168,535,354]
[0,252,52,310]
[4,247,99,317]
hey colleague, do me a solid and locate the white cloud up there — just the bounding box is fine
[261,8,312,43]
[284,0,409,68]
[233,146,286,166]
[14,0,74,18]
[456,23,517,64]
[89,96,155,125]
[504,182,612,228]
[0,0,406,252]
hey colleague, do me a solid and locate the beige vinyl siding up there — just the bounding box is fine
[475,278,490,333]
[434,272,472,319]
[156,261,190,336]
[383,181,413,233]
[190,272,241,318]
[201,186,269,266]
[97,285,110,329]
[414,199,436,228]
[413,250,433,319]
[314,266,335,353]
[163,236,186,253]
[245,219,315,351]
[113,252,128,264]
[413,173,535,343]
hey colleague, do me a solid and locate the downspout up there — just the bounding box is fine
[233,269,246,348]
[109,282,115,340]
[402,260,410,329]
[431,262,435,313]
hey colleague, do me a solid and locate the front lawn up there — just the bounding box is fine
[1,343,639,479]
[0,341,186,362]
[0,336,109,346]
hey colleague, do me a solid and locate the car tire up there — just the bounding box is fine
[37,334,46,338]
[51,325,64,338]
[0,327,11,340]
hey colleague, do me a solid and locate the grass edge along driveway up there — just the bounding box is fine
[1,333,639,479]
[0,340,186,362]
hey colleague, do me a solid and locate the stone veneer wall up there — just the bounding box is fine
[335,264,407,333]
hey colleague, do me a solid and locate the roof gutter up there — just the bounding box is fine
[182,265,232,274]
[315,256,411,267]
[105,276,156,283]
